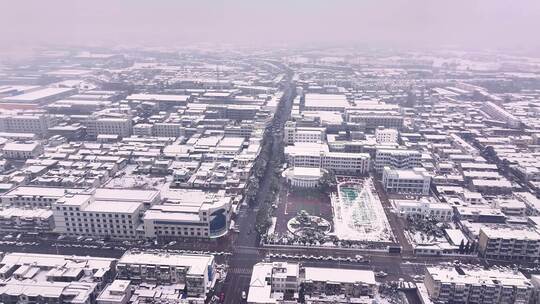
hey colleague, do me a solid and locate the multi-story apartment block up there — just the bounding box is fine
[154,122,184,138]
[478,226,540,261]
[424,266,533,304]
[375,148,422,173]
[0,113,57,136]
[0,208,54,232]
[53,193,144,240]
[375,127,399,144]
[481,101,521,128]
[116,251,215,298]
[283,121,325,145]
[382,166,431,195]
[96,118,132,138]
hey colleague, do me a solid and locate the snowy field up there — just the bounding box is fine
[331,178,393,242]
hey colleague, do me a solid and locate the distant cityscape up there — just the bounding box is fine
[0,47,538,304]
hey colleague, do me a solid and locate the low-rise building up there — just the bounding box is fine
[394,198,453,221]
[247,262,300,304]
[424,265,533,304]
[116,251,215,298]
[2,141,44,159]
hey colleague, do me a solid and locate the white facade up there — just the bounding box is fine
[478,226,540,261]
[283,167,323,188]
[382,167,431,195]
[154,122,183,138]
[97,280,131,304]
[116,251,215,298]
[394,198,453,221]
[247,262,300,304]
[96,118,132,138]
[143,189,232,239]
[132,123,154,136]
[424,266,533,304]
[375,148,422,172]
[53,194,144,240]
[2,141,44,159]
[283,122,324,145]
[0,113,56,136]
[285,143,370,175]
[375,127,398,144]
[481,101,521,128]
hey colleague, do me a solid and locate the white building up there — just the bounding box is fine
[478,226,540,261]
[375,148,422,173]
[247,262,300,304]
[143,189,232,239]
[282,167,324,188]
[283,122,324,145]
[132,123,154,136]
[154,122,183,137]
[481,101,521,128]
[375,127,398,144]
[0,113,57,136]
[53,193,144,240]
[96,117,132,138]
[97,280,132,304]
[2,141,44,159]
[303,93,349,112]
[116,251,215,298]
[424,265,533,304]
[394,198,453,221]
[1,186,84,208]
[285,143,370,175]
[382,167,431,195]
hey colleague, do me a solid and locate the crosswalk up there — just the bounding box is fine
[228,267,252,275]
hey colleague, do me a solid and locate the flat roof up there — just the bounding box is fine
[304,93,349,109]
[126,94,190,102]
[304,267,376,285]
[118,251,212,276]
[2,88,75,102]
[3,186,83,198]
[94,188,159,203]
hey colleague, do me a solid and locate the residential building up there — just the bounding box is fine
[478,226,540,261]
[53,193,144,240]
[481,101,521,128]
[382,167,431,195]
[2,141,44,159]
[424,265,533,304]
[247,262,300,304]
[116,251,215,298]
[375,127,398,144]
[375,148,422,173]
[96,117,132,138]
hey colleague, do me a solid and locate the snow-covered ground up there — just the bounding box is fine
[331,178,393,242]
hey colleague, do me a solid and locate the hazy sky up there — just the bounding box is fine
[1,0,539,51]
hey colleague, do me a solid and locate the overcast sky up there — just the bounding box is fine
[1,0,539,51]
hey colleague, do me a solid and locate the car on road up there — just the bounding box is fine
[241,291,247,300]
[375,271,388,278]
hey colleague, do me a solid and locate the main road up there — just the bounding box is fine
[222,65,296,304]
